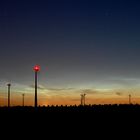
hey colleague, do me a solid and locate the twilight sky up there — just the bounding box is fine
[1,0,140,106]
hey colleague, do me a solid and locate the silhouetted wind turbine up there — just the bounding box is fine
[80,94,84,105]
[80,93,86,106]
[33,65,40,108]
[83,94,86,106]
[22,94,25,107]
[129,94,131,105]
[7,83,11,107]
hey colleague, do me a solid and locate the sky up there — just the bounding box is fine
[1,0,140,106]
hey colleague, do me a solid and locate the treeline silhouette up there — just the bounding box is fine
[1,104,140,135]
[1,104,140,113]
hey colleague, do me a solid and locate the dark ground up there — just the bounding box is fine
[1,104,140,112]
[0,105,139,138]
[1,104,140,123]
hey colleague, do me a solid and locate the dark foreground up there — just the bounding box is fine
[0,105,139,137]
[1,104,140,117]
[1,104,139,125]
[1,104,140,113]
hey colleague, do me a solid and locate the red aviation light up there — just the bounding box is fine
[34,65,40,72]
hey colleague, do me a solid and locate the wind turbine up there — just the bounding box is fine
[7,83,11,107]
[33,65,40,108]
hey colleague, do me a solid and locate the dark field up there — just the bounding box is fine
[1,105,140,127]
[1,104,140,115]
[0,105,139,137]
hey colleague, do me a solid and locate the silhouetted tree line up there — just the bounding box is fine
[1,104,140,114]
[1,104,140,130]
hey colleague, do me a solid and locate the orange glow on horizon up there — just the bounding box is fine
[1,96,140,106]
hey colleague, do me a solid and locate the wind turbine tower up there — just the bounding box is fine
[7,83,11,107]
[129,94,131,105]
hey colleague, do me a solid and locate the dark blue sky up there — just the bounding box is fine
[1,0,140,92]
